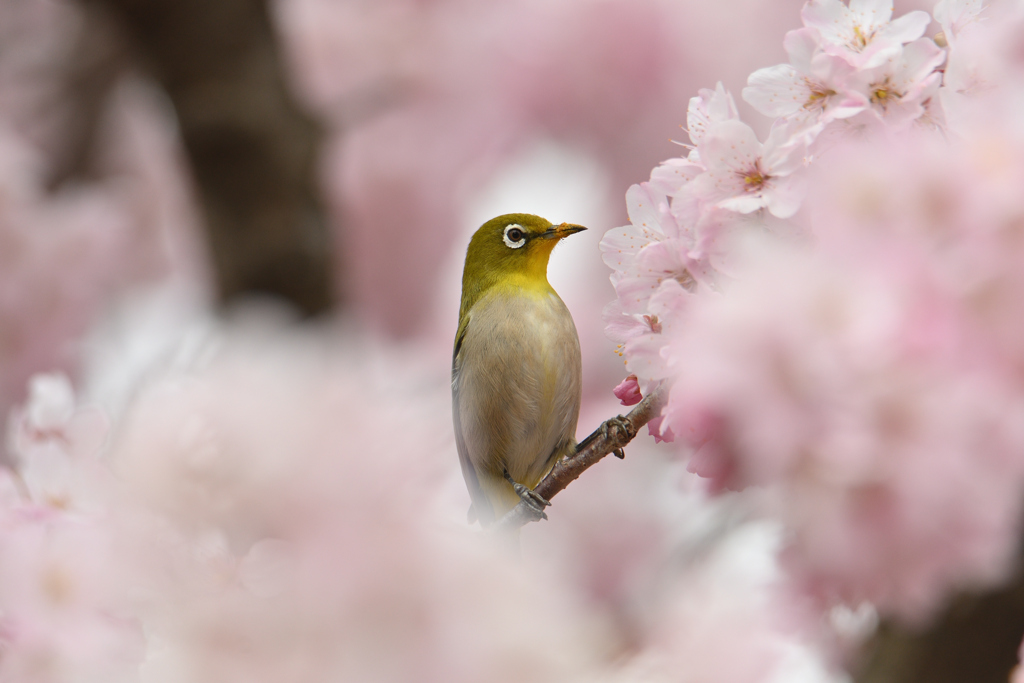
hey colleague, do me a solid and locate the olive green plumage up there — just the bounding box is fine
[452,213,586,526]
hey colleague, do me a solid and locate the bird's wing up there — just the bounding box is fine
[452,318,490,525]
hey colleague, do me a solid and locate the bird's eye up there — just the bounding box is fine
[503,224,527,249]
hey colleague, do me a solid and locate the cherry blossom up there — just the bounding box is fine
[685,82,741,155]
[0,374,139,682]
[800,0,931,70]
[933,0,986,45]
[603,0,1024,637]
[0,4,210,436]
[0,514,144,683]
[853,37,946,128]
[743,28,868,124]
[660,237,1024,620]
[6,373,110,511]
[679,119,808,219]
[601,182,710,318]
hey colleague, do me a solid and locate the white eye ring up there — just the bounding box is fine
[503,224,527,249]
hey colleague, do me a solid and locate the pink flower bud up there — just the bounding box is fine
[613,375,642,406]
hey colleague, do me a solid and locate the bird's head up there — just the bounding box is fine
[459,213,586,317]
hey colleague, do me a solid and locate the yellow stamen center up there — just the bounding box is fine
[871,80,902,109]
[852,25,870,49]
[804,85,837,110]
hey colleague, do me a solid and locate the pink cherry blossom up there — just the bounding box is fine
[801,0,931,70]
[743,28,868,124]
[937,1,1024,133]
[686,82,740,153]
[6,373,110,511]
[601,182,707,316]
[648,156,704,196]
[619,523,836,683]
[661,239,1024,620]
[933,0,986,45]
[0,514,144,683]
[0,0,210,437]
[107,327,615,683]
[679,119,808,219]
[853,37,946,128]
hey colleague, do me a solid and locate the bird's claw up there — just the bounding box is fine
[504,469,550,520]
[602,416,633,459]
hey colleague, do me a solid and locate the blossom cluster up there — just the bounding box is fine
[0,328,840,683]
[0,0,209,443]
[602,0,1024,623]
[602,0,963,395]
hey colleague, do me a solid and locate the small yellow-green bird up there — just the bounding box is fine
[452,213,586,527]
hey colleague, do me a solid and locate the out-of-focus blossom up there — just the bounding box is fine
[661,238,1024,619]
[0,373,141,682]
[0,0,209,436]
[107,329,612,683]
[652,110,1024,620]
[938,1,1024,133]
[6,372,110,511]
[0,513,144,683]
[619,523,839,683]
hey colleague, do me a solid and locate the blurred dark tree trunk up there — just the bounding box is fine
[44,3,128,190]
[85,0,333,316]
[854,562,1024,683]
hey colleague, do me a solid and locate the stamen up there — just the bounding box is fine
[736,158,769,193]
[852,25,870,49]
[803,83,836,110]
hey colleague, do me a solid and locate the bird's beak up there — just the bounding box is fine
[539,223,587,240]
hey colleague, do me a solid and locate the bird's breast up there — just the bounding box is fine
[455,285,582,484]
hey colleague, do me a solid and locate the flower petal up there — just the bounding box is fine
[784,28,821,74]
[744,64,807,119]
[687,83,739,147]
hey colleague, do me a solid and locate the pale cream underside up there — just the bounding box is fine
[454,285,582,524]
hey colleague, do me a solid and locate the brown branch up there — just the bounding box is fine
[493,385,667,533]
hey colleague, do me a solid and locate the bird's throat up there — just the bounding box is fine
[459,243,557,320]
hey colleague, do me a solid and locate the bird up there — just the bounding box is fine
[452,213,586,527]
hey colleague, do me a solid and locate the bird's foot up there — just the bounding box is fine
[601,416,633,459]
[503,469,550,520]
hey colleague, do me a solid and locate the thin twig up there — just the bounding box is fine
[493,385,667,533]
